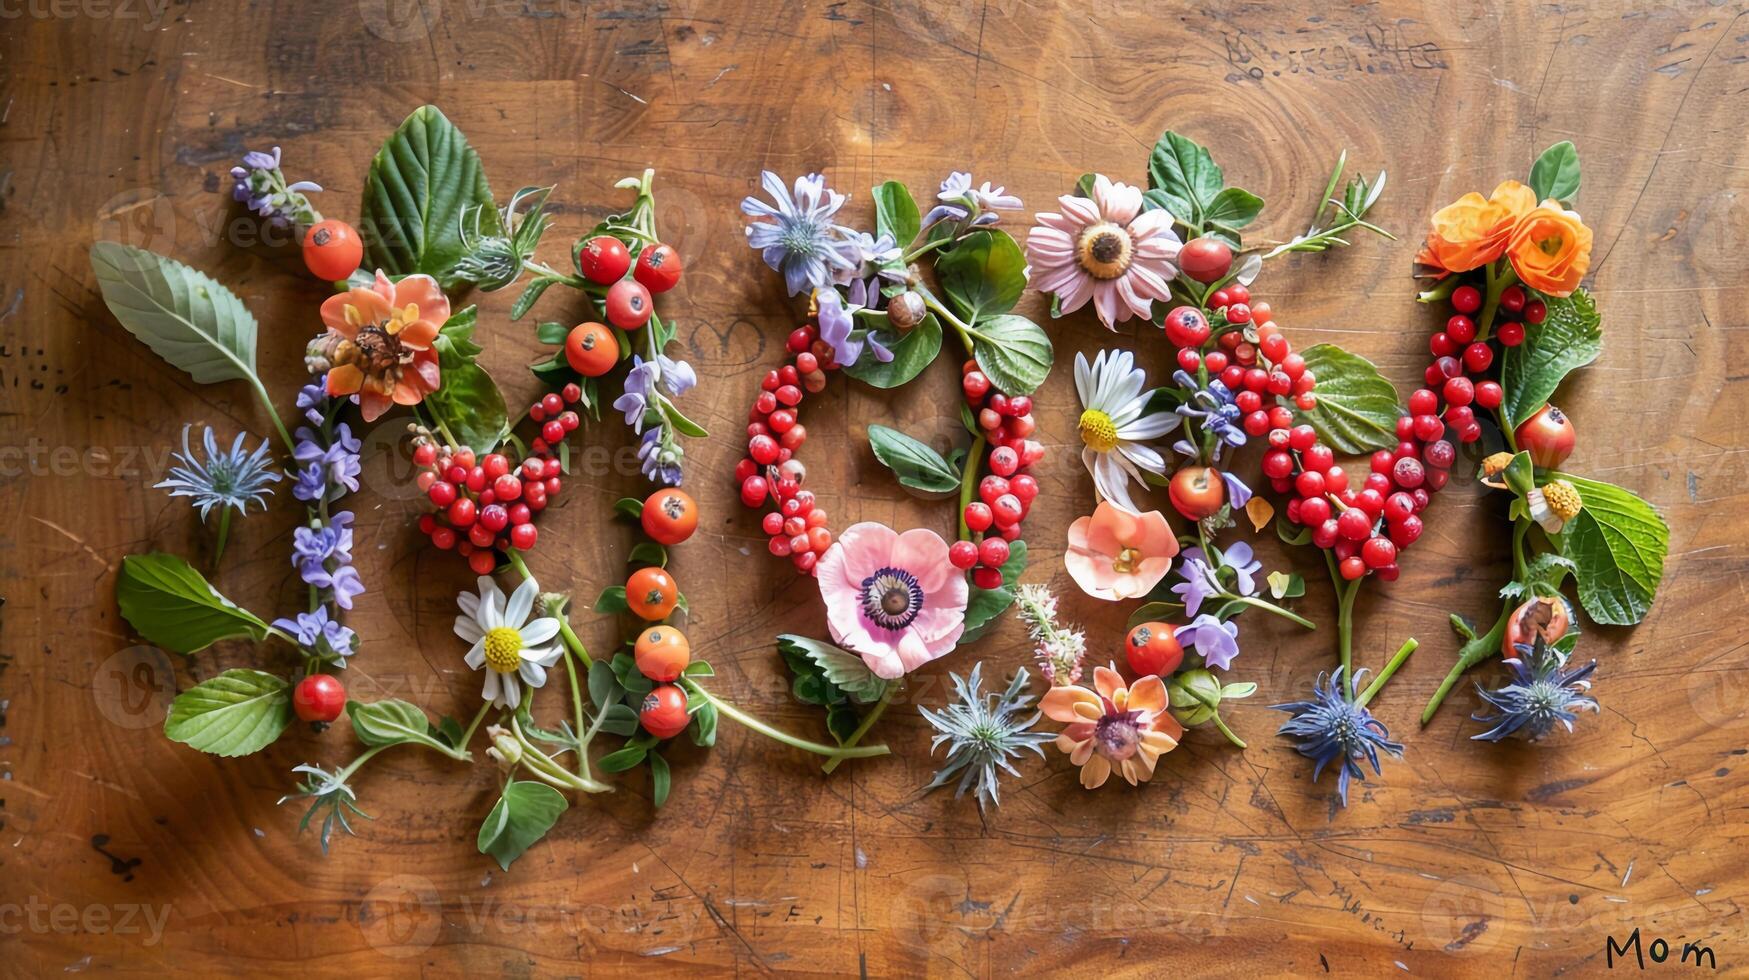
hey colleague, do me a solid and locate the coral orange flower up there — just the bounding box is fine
[1507,201,1592,297]
[1041,665,1182,788]
[1415,180,1537,276]
[1064,501,1179,601]
[309,271,448,422]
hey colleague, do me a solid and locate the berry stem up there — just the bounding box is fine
[1475,259,1518,344]
[1357,638,1419,708]
[1421,602,1514,725]
[957,432,987,541]
[683,680,891,763]
[820,682,898,774]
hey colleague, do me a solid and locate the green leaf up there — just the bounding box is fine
[1291,344,1401,453]
[90,243,259,386]
[689,700,718,747]
[477,780,567,871]
[163,669,291,757]
[959,540,1029,641]
[843,311,942,389]
[648,752,672,807]
[1126,600,1185,631]
[1553,473,1668,625]
[628,541,668,568]
[361,105,500,289]
[510,276,556,321]
[867,424,960,495]
[346,699,448,751]
[1528,141,1581,204]
[595,586,629,614]
[599,703,641,737]
[534,320,569,345]
[1204,187,1264,230]
[613,497,644,521]
[969,314,1053,396]
[1147,131,1224,225]
[424,361,509,455]
[597,740,650,773]
[587,661,621,712]
[1501,288,1602,428]
[117,553,272,654]
[872,180,920,246]
[776,635,889,704]
[936,229,1025,323]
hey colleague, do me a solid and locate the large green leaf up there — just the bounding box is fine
[117,553,272,654]
[1528,141,1581,204]
[937,229,1025,323]
[1147,131,1224,224]
[361,105,500,289]
[776,635,888,704]
[969,314,1053,396]
[477,780,568,871]
[164,669,291,757]
[1501,288,1601,428]
[1290,344,1401,453]
[1553,473,1668,625]
[872,180,920,246]
[425,306,508,454]
[843,310,941,389]
[90,243,259,386]
[867,424,960,495]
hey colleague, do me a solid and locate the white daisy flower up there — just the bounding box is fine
[454,575,564,710]
[1073,350,1179,512]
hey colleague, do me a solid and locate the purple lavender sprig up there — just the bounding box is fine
[230,146,323,230]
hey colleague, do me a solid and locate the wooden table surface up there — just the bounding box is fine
[6,0,1748,975]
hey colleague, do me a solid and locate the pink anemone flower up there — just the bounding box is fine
[1024,174,1181,329]
[816,522,968,679]
[1064,502,1179,601]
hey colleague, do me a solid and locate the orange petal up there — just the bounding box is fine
[1080,754,1112,789]
[359,389,393,422]
[1093,665,1125,704]
[1126,675,1168,714]
[1041,685,1100,723]
[391,379,425,406]
[326,363,364,396]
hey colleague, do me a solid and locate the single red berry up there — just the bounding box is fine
[740,475,769,508]
[1228,302,1254,326]
[1446,315,1476,344]
[1500,285,1526,313]
[1523,299,1548,325]
[991,494,1025,527]
[1451,284,1482,314]
[1497,322,1526,346]
[978,537,1011,568]
[1430,331,1457,357]
[948,540,979,569]
[1463,342,1494,374]
[577,234,632,283]
[1337,508,1373,541]
[509,523,538,551]
[1299,496,1331,526]
[1177,347,1201,372]
[1361,536,1397,569]
[1162,306,1211,347]
[1339,555,1368,580]
[1443,376,1475,407]
[634,242,683,293]
[294,674,346,723]
[1392,457,1426,489]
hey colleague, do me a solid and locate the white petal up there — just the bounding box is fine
[455,616,485,643]
[464,640,487,670]
[1116,440,1167,475]
[505,577,538,628]
[481,670,502,706]
[1116,412,1179,440]
[457,590,481,621]
[499,674,522,711]
[1074,352,1094,407]
[519,660,549,689]
[519,617,560,646]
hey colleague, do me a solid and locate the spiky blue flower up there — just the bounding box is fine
[741,172,857,295]
[1272,667,1403,807]
[920,664,1052,812]
[155,425,281,520]
[1472,638,1599,741]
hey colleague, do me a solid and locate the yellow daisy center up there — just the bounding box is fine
[1079,408,1119,453]
[482,626,524,673]
[1075,221,1133,279]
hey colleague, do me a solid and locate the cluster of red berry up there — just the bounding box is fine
[1414,282,1541,444]
[411,384,585,574]
[735,323,834,574]
[948,361,1045,588]
[575,234,683,330]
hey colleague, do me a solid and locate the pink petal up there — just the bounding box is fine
[1059,194,1101,226]
[1056,270,1093,313]
[1065,545,1121,600]
[1092,279,1121,327]
[1103,181,1142,225]
[828,521,898,585]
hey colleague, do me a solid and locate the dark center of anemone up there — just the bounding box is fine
[860,566,925,631]
[1095,710,1142,760]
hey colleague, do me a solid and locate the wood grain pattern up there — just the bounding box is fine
[4,0,1748,974]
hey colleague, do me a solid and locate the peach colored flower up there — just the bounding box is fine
[1416,180,1537,276]
[312,271,448,422]
[1064,502,1179,601]
[1041,665,1183,789]
[1507,201,1592,297]
[816,522,968,679]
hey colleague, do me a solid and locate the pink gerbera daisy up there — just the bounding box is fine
[1025,174,1181,329]
[816,522,968,679]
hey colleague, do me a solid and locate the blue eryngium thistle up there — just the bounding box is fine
[1471,637,1599,741]
[1272,667,1404,807]
[156,425,281,520]
[920,663,1052,812]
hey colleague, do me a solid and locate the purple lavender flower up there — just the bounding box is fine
[1176,614,1241,671]
[613,356,659,431]
[923,172,1023,229]
[292,512,356,585]
[638,428,684,486]
[296,381,330,426]
[1173,543,1263,618]
[816,283,893,368]
[1174,369,1247,453]
[272,606,357,664]
[291,423,361,501]
[742,172,856,296]
[655,352,697,398]
[328,565,366,611]
[229,146,322,229]
[833,229,904,284]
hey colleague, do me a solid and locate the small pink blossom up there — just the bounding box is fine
[1025,174,1181,329]
[1064,502,1179,601]
[816,522,968,679]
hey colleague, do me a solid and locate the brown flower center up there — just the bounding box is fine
[1075,222,1133,279]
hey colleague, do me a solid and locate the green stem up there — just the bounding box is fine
[821,683,897,774]
[525,260,591,290]
[1512,518,1530,582]
[918,288,976,350]
[685,681,890,762]
[1336,577,1359,685]
[457,701,491,754]
[212,508,232,567]
[511,716,610,792]
[902,238,951,264]
[1210,711,1247,749]
[1475,260,1518,343]
[559,619,593,670]
[957,433,986,540]
[1358,638,1419,708]
[1227,595,1317,631]
[248,378,297,454]
[1421,602,1513,725]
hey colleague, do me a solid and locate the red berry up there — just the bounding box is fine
[1339,556,1368,580]
[740,475,769,508]
[948,540,979,569]
[1392,457,1426,489]
[1010,474,1040,502]
[1383,492,1415,523]
[510,523,538,551]
[1443,376,1475,407]
[978,537,1011,568]
[542,419,565,444]
[293,674,347,723]
[447,498,477,527]
[1295,470,1327,499]
[1299,496,1331,526]
[749,434,780,465]
[1524,299,1548,325]
[1303,445,1334,473]
[1497,322,1526,346]
[1362,536,1397,569]
[1474,381,1503,410]
[635,242,683,293]
[1177,347,1201,372]
[577,234,631,284]
[468,549,497,575]
[1500,285,1526,313]
[606,278,653,330]
[430,526,457,550]
[1451,284,1482,314]
[1408,388,1438,416]
[991,494,1025,527]
[1162,306,1211,347]
[493,474,523,501]
[1423,439,1456,469]
[1229,302,1254,326]
[963,502,994,532]
[962,370,991,401]
[971,566,1004,590]
[1446,315,1476,344]
[989,446,1020,477]
[1337,508,1373,541]
[479,503,510,532]
[1390,514,1424,547]
[979,476,1011,504]
[1263,450,1295,479]
[1312,519,1340,549]
[1463,342,1494,374]
[1179,238,1233,283]
[1430,331,1456,357]
[428,480,457,507]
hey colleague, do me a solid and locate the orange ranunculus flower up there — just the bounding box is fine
[1507,201,1592,297]
[1417,180,1538,276]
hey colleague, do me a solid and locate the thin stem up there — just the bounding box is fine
[1512,518,1530,582]
[249,378,297,454]
[821,683,897,774]
[510,716,610,792]
[1358,638,1419,708]
[212,508,232,567]
[1336,577,1359,684]
[1475,260,1518,343]
[957,433,986,540]
[457,701,492,753]
[524,260,591,289]
[1227,595,1317,631]
[685,681,890,761]
[918,288,976,350]
[1421,602,1514,725]
[902,237,951,264]
[1210,711,1247,749]
[559,619,594,670]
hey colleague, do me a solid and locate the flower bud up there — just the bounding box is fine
[485,724,523,770]
[886,291,927,333]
